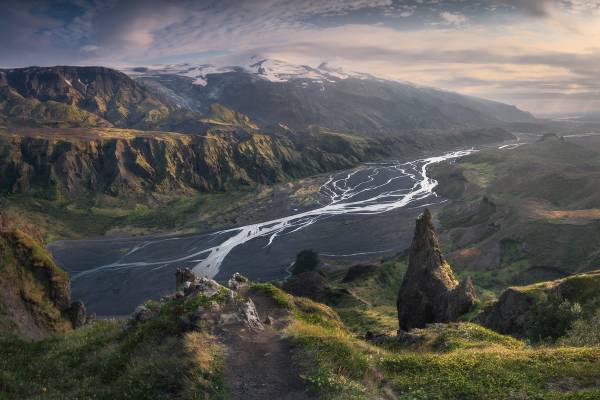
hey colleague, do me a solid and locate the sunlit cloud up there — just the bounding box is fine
[0,0,599,115]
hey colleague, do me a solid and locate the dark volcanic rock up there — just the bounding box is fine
[342,264,379,283]
[283,271,362,306]
[475,288,533,335]
[397,209,477,331]
[67,300,87,329]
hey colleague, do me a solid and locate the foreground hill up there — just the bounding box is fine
[2,264,599,399]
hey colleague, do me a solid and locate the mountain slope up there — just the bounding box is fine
[431,134,600,290]
[131,58,535,134]
[0,66,174,129]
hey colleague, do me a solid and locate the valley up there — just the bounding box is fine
[4,3,600,399]
[47,135,527,316]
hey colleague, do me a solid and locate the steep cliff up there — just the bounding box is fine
[0,126,513,201]
[0,127,391,199]
[0,228,85,339]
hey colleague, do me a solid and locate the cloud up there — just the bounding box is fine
[1,0,600,114]
[494,0,552,17]
[439,11,468,25]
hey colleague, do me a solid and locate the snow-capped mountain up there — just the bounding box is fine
[126,57,535,135]
[127,57,376,87]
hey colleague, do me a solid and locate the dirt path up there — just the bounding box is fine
[221,292,316,400]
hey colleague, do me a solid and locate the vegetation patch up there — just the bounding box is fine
[0,318,225,400]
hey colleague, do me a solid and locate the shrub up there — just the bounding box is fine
[292,249,321,276]
[560,309,600,347]
[527,293,582,342]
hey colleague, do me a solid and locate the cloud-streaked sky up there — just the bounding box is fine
[1,0,600,115]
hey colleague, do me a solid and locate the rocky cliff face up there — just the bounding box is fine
[0,127,393,199]
[397,209,477,331]
[0,126,514,201]
[0,228,86,339]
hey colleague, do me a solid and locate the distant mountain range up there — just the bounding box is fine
[128,57,535,134]
[1,60,534,135]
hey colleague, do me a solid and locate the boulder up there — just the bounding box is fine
[397,209,477,331]
[227,272,249,290]
[475,288,533,335]
[67,300,87,329]
[132,305,156,324]
[175,267,196,290]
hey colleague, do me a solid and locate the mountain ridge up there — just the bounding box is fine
[127,57,535,134]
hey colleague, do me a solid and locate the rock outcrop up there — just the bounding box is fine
[475,288,533,335]
[0,229,86,338]
[397,209,477,331]
[476,269,600,336]
[132,269,264,333]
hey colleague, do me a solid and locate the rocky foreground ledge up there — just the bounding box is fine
[131,271,265,334]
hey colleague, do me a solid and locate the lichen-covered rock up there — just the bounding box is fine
[397,209,477,331]
[227,272,249,290]
[175,267,196,291]
[131,272,264,332]
[237,298,264,331]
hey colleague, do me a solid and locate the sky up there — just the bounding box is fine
[1,0,599,116]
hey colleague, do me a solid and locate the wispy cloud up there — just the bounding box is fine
[1,0,600,114]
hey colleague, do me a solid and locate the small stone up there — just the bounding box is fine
[238,299,264,331]
[264,315,272,325]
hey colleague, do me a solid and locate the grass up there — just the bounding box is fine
[0,230,72,335]
[2,189,251,242]
[0,315,225,399]
[250,283,294,309]
[258,257,600,399]
[282,296,600,400]
[460,162,496,188]
[332,260,406,333]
